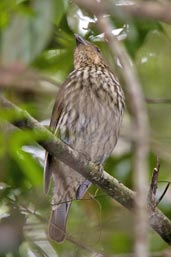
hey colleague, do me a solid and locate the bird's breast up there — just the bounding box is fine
[56,67,124,163]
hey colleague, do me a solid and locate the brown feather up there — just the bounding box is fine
[44,34,124,243]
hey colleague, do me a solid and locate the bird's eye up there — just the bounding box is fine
[95,47,101,53]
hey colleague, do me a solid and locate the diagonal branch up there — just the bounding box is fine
[0,96,171,245]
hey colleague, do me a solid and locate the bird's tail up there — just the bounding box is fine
[49,201,71,243]
[46,159,91,242]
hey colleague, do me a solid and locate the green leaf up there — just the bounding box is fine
[0,0,56,64]
[9,130,43,186]
[54,0,68,26]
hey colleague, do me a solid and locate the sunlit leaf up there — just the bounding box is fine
[8,130,43,186]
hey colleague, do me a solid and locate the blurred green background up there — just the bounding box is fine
[0,0,171,256]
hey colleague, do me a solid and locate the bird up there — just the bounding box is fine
[44,34,125,243]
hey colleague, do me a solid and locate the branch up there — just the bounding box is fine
[1,96,171,245]
[0,65,58,94]
[122,2,171,24]
[146,98,171,104]
[75,0,171,24]
[148,157,170,209]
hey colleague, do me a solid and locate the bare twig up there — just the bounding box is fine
[146,98,171,104]
[148,157,170,211]
[150,157,160,195]
[1,96,171,245]
[156,182,170,206]
[12,196,109,256]
[148,157,161,210]
[0,65,58,94]
[122,2,171,24]
[75,0,171,24]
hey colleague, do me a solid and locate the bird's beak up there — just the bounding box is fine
[74,34,88,46]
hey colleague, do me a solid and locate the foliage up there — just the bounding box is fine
[0,1,171,256]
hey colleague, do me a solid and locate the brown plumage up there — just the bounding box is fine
[44,34,125,243]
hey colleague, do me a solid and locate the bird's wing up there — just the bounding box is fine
[44,78,69,193]
[44,73,77,193]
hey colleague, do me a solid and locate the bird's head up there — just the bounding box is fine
[74,34,106,69]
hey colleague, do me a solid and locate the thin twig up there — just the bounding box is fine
[150,157,160,196]
[148,157,160,210]
[11,197,108,256]
[148,157,170,210]
[0,65,59,94]
[156,182,170,206]
[122,2,171,24]
[75,0,171,24]
[146,98,171,104]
